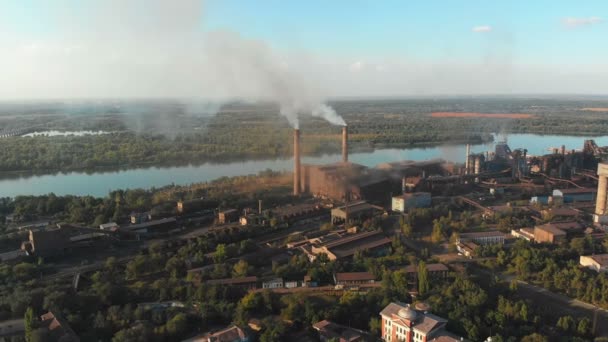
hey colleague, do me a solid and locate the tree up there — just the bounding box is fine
[24,307,35,342]
[166,313,188,337]
[165,256,186,279]
[431,220,444,243]
[214,244,227,263]
[418,261,430,295]
[520,333,548,342]
[232,260,250,278]
[577,317,591,336]
[557,315,575,332]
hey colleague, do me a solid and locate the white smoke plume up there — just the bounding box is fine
[0,1,346,129]
[202,31,344,128]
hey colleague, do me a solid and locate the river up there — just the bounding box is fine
[1,133,607,198]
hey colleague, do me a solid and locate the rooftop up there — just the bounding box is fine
[555,187,597,194]
[325,231,391,259]
[459,230,506,239]
[535,224,567,236]
[403,263,449,274]
[312,320,368,342]
[205,276,258,286]
[335,272,375,282]
[584,254,608,266]
[123,217,176,231]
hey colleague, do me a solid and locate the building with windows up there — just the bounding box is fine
[380,303,462,342]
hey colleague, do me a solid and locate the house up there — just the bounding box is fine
[334,272,375,286]
[403,263,449,284]
[40,312,79,342]
[580,254,608,273]
[380,302,464,342]
[552,188,596,203]
[218,209,239,224]
[262,278,283,289]
[312,320,370,342]
[182,325,249,342]
[99,222,119,231]
[392,192,432,213]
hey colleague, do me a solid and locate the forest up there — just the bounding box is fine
[2,97,608,173]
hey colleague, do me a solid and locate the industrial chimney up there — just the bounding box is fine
[342,125,348,163]
[293,129,301,196]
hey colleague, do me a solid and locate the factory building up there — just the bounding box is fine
[330,201,384,224]
[552,188,597,203]
[534,221,584,244]
[300,162,392,203]
[391,192,431,212]
[300,230,391,261]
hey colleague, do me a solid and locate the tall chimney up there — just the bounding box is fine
[293,129,301,196]
[342,125,348,163]
[465,144,471,174]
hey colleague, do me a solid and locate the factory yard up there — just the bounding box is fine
[3,115,608,341]
[431,112,535,119]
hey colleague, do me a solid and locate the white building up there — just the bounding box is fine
[580,254,608,273]
[380,302,462,342]
[392,193,431,213]
[262,278,284,289]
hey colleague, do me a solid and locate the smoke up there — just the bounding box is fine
[202,31,345,128]
[0,1,346,129]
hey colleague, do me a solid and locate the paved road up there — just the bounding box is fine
[514,280,608,336]
[470,263,608,337]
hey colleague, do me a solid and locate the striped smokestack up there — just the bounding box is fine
[293,129,301,196]
[342,125,348,163]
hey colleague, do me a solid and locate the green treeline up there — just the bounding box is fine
[1,98,608,173]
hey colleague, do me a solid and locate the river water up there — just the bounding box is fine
[1,133,607,198]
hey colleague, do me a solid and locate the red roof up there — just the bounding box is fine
[335,272,375,282]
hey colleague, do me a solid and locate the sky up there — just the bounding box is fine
[0,0,607,100]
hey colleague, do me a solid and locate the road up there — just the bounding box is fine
[470,263,608,337]
[514,280,608,336]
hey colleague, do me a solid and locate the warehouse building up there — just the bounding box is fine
[391,192,431,212]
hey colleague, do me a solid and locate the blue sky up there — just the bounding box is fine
[0,0,607,98]
[203,1,607,62]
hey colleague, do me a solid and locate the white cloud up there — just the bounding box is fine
[562,17,603,28]
[472,25,492,33]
